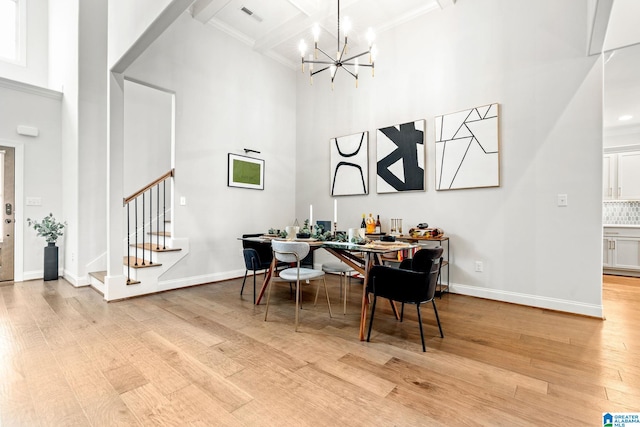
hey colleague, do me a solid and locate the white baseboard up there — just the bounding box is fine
[450,283,604,318]
[63,269,90,287]
[158,269,245,291]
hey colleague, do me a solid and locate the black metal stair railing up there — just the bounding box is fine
[123,169,174,284]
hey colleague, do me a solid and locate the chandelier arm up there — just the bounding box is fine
[338,42,348,62]
[310,66,332,76]
[343,62,373,68]
[341,50,371,64]
[314,46,337,62]
[340,67,357,78]
[305,60,337,66]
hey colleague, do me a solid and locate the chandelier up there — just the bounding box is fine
[298,0,377,89]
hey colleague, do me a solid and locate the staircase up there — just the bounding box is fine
[88,169,190,299]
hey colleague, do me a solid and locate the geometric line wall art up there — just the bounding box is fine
[330,131,368,196]
[435,103,500,190]
[376,119,425,193]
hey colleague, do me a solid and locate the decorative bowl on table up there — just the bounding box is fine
[296,233,311,239]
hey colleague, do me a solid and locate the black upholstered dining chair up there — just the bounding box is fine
[366,247,444,352]
[241,233,275,304]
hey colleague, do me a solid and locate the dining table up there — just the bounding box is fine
[240,236,418,341]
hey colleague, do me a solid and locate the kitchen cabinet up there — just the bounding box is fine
[603,227,640,275]
[603,151,640,200]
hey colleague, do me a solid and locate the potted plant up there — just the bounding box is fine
[27,213,66,281]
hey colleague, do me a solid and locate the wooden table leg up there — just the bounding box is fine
[358,253,374,341]
[255,257,275,305]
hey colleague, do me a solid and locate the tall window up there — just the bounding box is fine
[0,0,24,64]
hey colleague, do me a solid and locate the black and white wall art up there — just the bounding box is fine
[330,131,368,196]
[435,103,500,190]
[376,120,425,193]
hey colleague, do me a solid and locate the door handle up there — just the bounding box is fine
[4,219,11,224]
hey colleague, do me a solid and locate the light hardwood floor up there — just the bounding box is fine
[0,274,638,426]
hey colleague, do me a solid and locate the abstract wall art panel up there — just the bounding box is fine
[435,103,500,190]
[330,131,368,196]
[228,153,264,190]
[376,120,425,193]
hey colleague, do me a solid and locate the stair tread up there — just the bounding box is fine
[131,243,181,252]
[89,271,107,283]
[126,279,141,285]
[123,256,162,269]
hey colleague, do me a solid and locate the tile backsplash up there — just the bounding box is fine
[603,201,640,225]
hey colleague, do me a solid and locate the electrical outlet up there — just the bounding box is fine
[475,261,483,272]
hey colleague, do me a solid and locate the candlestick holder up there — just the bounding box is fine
[333,221,337,237]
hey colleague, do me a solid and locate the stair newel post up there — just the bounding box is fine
[148,188,153,265]
[156,184,160,250]
[126,203,131,283]
[134,198,139,266]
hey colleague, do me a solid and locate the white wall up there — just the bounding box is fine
[124,13,297,283]
[107,0,174,69]
[123,80,173,195]
[0,82,62,278]
[296,0,604,316]
[76,0,108,285]
[49,0,108,286]
[0,0,49,87]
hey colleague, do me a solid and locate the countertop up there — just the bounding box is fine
[603,224,640,228]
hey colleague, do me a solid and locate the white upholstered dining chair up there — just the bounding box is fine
[265,240,332,331]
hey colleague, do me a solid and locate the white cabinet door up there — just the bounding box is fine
[612,238,640,270]
[603,238,613,267]
[603,154,616,200]
[618,151,640,199]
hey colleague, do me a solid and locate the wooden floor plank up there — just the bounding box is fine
[0,275,638,425]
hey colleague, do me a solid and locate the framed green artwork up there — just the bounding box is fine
[228,153,264,190]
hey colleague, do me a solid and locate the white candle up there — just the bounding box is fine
[334,199,338,223]
[309,204,313,227]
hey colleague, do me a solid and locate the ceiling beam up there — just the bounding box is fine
[253,0,360,54]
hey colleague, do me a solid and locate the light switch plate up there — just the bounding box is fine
[26,197,42,206]
[557,194,568,207]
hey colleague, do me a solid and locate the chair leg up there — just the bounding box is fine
[252,270,257,304]
[366,295,378,342]
[295,280,300,332]
[400,302,405,322]
[432,299,444,338]
[416,303,426,352]
[241,269,249,296]
[323,277,332,318]
[264,275,274,322]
